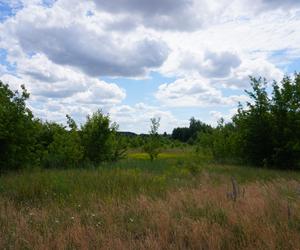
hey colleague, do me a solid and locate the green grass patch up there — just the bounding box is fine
[202,164,300,183]
[128,151,192,160]
[1,155,300,208]
[0,158,198,207]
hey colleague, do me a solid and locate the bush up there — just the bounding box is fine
[44,125,84,168]
[81,110,117,164]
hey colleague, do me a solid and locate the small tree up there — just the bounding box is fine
[144,117,161,161]
[81,110,116,164]
[43,115,84,168]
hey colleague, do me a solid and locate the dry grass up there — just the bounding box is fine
[1,174,300,250]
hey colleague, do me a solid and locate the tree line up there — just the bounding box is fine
[0,81,129,172]
[172,74,300,169]
[1,73,300,171]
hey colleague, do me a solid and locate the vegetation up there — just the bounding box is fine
[196,74,300,168]
[0,81,126,172]
[1,155,300,249]
[0,82,36,171]
[172,117,212,143]
[0,74,300,248]
[143,117,162,161]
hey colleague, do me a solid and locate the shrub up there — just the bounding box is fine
[81,110,117,164]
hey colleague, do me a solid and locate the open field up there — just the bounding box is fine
[1,153,300,249]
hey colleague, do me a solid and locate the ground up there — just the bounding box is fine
[0,150,300,249]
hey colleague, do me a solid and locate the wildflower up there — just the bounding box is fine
[29,212,34,216]
[71,216,75,220]
[55,219,59,223]
[91,213,96,217]
[129,218,134,223]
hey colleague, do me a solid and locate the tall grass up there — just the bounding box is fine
[1,155,300,249]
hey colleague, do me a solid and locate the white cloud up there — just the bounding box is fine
[155,77,248,108]
[0,0,299,131]
[175,50,241,79]
[0,54,126,125]
[91,0,228,31]
[209,108,238,125]
[109,103,185,133]
[219,58,284,88]
[0,2,169,78]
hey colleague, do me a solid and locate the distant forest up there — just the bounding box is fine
[1,74,300,172]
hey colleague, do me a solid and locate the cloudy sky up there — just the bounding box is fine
[0,0,299,133]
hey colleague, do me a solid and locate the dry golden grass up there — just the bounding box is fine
[1,174,300,250]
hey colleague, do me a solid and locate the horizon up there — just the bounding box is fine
[0,0,300,133]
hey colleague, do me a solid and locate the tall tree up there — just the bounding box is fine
[0,82,36,171]
[233,77,274,166]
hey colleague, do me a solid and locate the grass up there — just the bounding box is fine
[1,150,300,249]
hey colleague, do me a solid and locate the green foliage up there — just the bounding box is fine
[197,119,238,164]
[233,77,274,166]
[234,75,300,168]
[0,83,127,171]
[0,81,36,171]
[270,75,300,168]
[143,117,162,161]
[81,110,117,164]
[111,134,128,162]
[172,117,212,143]
[1,73,300,171]
[197,74,300,169]
[44,121,84,168]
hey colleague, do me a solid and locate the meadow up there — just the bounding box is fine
[0,150,300,249]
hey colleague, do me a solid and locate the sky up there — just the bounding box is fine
[0,0,300,133]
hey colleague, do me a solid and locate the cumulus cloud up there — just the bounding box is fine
[0,0,299,131]
[179,50,241,78]
[6,53,126,101]
[209,108,238,125]
[109,103,185,133]
[0,2,169,78]
[0,53,126,124]
[92,0,208,31]
[13,23,168,78]
[155,77,248,107]
[200,51,241,78]
[253,0,300,12]
[218,58,284,88]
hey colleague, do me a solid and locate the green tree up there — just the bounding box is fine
[197,119,238,164]
[43,116,84,168]
[111,133,128,162]
[144,117,161,161]
[0,81,36,171]
[233,77,274,166]
[81,110,116,164]
[271,74,300,168]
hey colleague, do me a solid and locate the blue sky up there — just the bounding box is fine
[0,0,300,133]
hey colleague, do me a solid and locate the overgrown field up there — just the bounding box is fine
[1,152,300,249]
